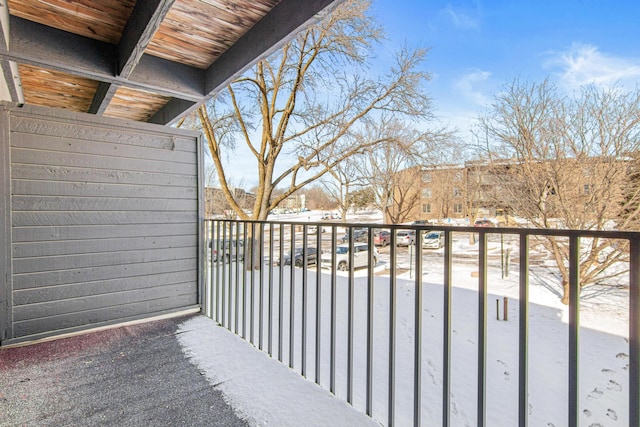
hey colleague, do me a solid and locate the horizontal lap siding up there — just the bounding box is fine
[8,111,201,341]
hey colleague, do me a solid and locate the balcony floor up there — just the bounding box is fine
[0,313,375,426]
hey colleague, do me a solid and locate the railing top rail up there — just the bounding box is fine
[205,218,640,241]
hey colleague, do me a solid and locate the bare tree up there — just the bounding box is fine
[322,158,366,221]
[303,185,336,210]
[354,118,453,223]
[192,0,435,221]
[477,79,640,303]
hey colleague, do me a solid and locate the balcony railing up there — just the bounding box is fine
[203,219,639,427]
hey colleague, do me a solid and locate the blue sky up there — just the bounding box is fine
[370,0,640,139]
[208,0,640,188]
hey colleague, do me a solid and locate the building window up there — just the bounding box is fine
[422,203,431,213]
[584,184,591,194]
[453,187,461,197]
[422,188,432,198]
[453,204,463,214]
[422,172,432,183]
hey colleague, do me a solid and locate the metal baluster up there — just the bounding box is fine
[388,229,397,427]
[330,226,337,394]
[315,224,322,385]
[302,226,308,377]
[518,233,529,427]
[568,235,580,427]
[289,223,296,369]
[347,226,355,404]
[477,231,487,427]
[366,227,374,416]
[443,230,452,427]
[629,237,639,427]
[278,224,284,362]
[414,230,423,426]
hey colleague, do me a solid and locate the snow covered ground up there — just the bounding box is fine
[190,212,631,426]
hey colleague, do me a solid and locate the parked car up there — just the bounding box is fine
[412,220,427,226]
[373,229,391,247]
[322,212,342,220]
[307,225,326,234]
[320,243,378,271]
[341,228,368,243]
[396,230,416,246]
[209,239,244,262]
[275,246,318,267]
[422,231,444,249]
[474,219,495,227]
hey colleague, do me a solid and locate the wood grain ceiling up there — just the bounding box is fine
[0,0,341,125]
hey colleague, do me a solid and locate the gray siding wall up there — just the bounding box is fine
[1,105,202,344]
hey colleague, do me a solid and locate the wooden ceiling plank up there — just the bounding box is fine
[19,64,98,113]
[8,0,135,44]
[146,0,280,69]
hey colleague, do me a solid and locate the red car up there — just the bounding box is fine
[373,230,391,247]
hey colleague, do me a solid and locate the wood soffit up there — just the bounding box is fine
[0,0,342,125]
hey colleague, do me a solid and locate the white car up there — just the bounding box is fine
[422,231,444,249]
[396,230,416,246]
[320,243,378,271]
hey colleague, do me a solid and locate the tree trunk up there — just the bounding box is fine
[561,278,570,305]
[245,224,262,271]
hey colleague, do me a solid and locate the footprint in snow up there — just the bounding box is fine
[588,424,603,427]
[601,368,615,376]
[587,388,603,400]
[607,408,618,420]
[503,371,510,381]
[616,352,628,359]
[606,380,622,392]
[583,409,592,417]
[497,359,508,368]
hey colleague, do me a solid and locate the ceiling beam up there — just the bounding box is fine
[6,16,204,102]
[148,98,196,126]
[88,82,118,115]
[118,0,176,78]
